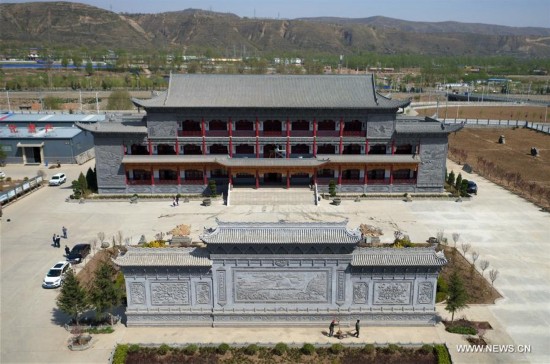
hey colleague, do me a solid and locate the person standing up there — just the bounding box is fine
[354,319,360,338]
[65,245,70,256]
[55,235,61,248]
[175,195,180,206]
[62,226,67,239]
[329,319,336,337]
[52,234,56,247]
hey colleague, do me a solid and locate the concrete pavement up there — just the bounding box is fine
[1,159,549,363]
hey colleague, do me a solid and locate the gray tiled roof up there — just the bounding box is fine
[133,74,410,109]
[122,155,219,164]
[395,119,464,134]
[75,121,147,134]
[351,248,447,267]
[113,247,211,267]
[318,154,420,164]
[200,220,362,244]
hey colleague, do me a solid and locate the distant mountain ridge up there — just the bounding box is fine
[1,2,549,58]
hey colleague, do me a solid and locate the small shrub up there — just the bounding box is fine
[6,177,12,182]
[330,343,344,354]
[244,344,259,355]
[157,344,170,355]
[184,344,198,355]
[86,326,114,334]
[419,344,433,355]
[384,344,400,354]
[364,344,375,354]
[436,292,447,303]
[328,180,336,197]
[112,344,128,364]
[273,342,288,356]
[217,343,230,354]
[23,176,29,181]
[128,344,140,353]
[435,344,452,364]
[446,325,477,335]
[301,343,315,355]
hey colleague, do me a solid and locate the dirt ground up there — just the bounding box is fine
[440,246,502,305]
[416,105,550,123]
[448,128,550,189]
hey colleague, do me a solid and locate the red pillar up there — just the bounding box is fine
[203,167,207,185]
[150,167,154,185]
[201,118,206,137]
[175,139,179,155]
[339,117,344,154]
[313,118,317,137]
[228,118,233,137]
[365,139,369,155]
[256,139,260,158]
[391,140,395,155]
[313,118,317,157]
[286,170,290,189]
[229,137,233,157]
[148,140,152,155]
[286,118,290,158]
[338,166,342,185]
[255,170,259,189]
[177,167,181,185]
[363,164,368,185]
[286,118,290,137]
[313,138,317,157]
[255,117,259,137]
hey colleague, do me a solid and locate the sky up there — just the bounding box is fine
[5,0,550,28]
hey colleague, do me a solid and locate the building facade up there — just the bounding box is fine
[77,74,461,194]
[114,221,447,326]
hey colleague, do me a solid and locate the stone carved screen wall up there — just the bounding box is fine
[234,270,330,303]
[373,281,412,305]
[151,282,190,306]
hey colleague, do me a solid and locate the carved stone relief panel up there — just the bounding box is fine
[353,282,368,304]
[417,281,433,304]
[129,282,146,305]
[234,270,329,303]
[336,270,345,305]
[218,270,227,306]
[373,281,412,305]
[195,282,211,305]
[151,282,190,305]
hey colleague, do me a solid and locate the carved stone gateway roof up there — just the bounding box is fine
[200,220,362,245]
[351,248,447,267]
[113,247,211,267]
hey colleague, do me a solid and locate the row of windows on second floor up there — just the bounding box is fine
[172,119,374,137]
[126,142,418,157]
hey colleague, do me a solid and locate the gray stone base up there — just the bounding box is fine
[126,310,438,327]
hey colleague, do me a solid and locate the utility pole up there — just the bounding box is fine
[95,92,99,114]
[6,91,11,112]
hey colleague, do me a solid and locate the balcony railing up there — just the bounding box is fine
[262,130,285,137]
[205,130,228,137]
[341,178,363,185]
[178,130,202,137]
[182,179,205,185]
[127,180,152,185]
[367,178,391,185]
[232,130,255,137]
[155,179,178,185]
[343,130,366,137]
[316,130,339,137]
[290,130,313,137]
[392,178,417,185]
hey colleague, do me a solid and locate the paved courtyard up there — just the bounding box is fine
[1,160,548,363]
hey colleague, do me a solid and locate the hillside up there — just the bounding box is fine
[1,2,550,58]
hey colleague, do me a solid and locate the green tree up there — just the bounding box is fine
[61,55,69,69]
[72,54,83,69]
[455,173,462,193]
[447,171,455,186]
[208,179,217,197]
[107,89,133,110]
[328,180,336,197]
[43,96,63,110]
[89,262,121,324]
[445,270,469,322]
[85,60,94,76]
[187,61,200,74]
[56,269,89,325]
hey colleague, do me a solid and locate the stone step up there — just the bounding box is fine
[229,187,315,206]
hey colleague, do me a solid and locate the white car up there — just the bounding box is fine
[49,173,66,186]
[42,261,71,288]
[0,171,5,178]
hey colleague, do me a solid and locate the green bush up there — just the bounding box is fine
[184,344,198,355]
[436,292,447,303]
[128,344,140,353]
[446,325,477,335]
[217,343,230,354]
[437,276,448,294]
[157,344,170,355]
[384,344,400,354]
[364,344,375,354]
[86,326,114,334]
[435,344,452,364]
[301,343,315,355]
[419,344,433,355]
[112,344,128,364]
[328,180,336,197]
[273,342,288,356]
[244,344,259,355]
[330,343,344,354]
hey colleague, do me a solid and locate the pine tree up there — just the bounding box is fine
[89,262,120,324]
[56,269,89,325]
[445,270,469,322]
[86,167,98,193]
[447,171,455,186]
[455,173,463,193]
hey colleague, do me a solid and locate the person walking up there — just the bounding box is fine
[354,319,360,338]
[55,235,61,248]
[65,245,70,256]
[175,195,180,206]
[329,319,336,337]
[52,234,56,247]
[62,226,67,239]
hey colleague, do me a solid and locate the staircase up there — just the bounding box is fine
[229,187,315,206]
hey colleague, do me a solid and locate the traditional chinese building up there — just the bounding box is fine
[114,220,447,326]
[77,74,461,195]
